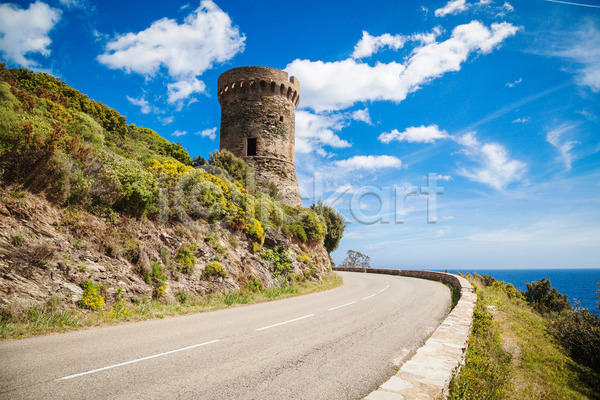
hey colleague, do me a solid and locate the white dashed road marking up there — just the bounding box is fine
[255,314,315,332]
[55,339,220,381]
[327,301,356,311]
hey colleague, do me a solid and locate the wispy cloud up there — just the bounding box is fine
[544,0,600,8]
[351,28,441,58]
[195,127,217,140]
[512,117,530,123]
[172,130,187,137]
[505,77,522,88]
[546,123,579,170]
[333,155,402,171]
[541,22,600,92]
[455,132,527,190]
[126,95,152,114]
[435,0,469,17]
[379,125,449,143]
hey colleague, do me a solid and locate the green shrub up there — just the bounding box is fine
[11,234,25,246]
[552,307,600,372]
[175,243,197,273]
[261,247,293,278]
[524,278,571,314]
[94,149,158,217]
[143,262,167,287]
[208,149,255,188]
[285,223,307,242]
[246,278,263,292]
[176,290,189,304]
[203,262,227,278]
[79,280,104,311]
[300,210,327,243]
[310,200,345,253]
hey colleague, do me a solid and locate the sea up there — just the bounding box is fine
[432,268,600,315]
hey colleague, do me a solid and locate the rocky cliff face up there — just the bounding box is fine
[0,187,330,308]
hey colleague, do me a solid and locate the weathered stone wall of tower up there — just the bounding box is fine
[218,66,302,206]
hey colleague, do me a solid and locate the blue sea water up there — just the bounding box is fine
[435,269,600,315]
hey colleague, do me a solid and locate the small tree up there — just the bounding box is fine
[310,200,345,253]
[340,250,371,269]
[524,278,571,314]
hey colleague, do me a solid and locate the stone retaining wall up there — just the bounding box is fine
[332,267,476,399]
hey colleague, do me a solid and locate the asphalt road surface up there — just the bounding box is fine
[0,271,450,400]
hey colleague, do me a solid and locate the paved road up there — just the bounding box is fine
[0,272,450,400]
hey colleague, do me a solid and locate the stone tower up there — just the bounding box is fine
[218,66,302,207]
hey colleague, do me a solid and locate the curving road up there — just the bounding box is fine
[0,272,450,400]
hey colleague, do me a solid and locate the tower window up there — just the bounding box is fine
[280,116,284,122]
[247,138,257,156]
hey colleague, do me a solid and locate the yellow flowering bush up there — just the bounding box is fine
[79,280,104,311]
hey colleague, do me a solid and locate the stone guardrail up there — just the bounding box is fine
[332,267,476,399]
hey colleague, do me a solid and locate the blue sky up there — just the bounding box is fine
[1,0,599,269]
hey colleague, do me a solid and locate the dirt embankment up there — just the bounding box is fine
[0,187,330,308]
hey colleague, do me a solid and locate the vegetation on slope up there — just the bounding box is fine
[0,63,346,338]
[449,274,600,400]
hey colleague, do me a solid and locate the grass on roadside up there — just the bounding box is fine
[448,276,600,400]
[0,273,343,341]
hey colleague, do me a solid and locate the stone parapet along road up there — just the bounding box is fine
[0,272,450,399]
[333,268,476,400]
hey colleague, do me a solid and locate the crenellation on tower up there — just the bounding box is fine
[218,66,302,206]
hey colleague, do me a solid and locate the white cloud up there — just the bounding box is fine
[351,108,372,124]
[379,125,449,143]
[295,110,351,155]
[505,77,522,87]
[0,1,61,67]
[167,77,206,105]
[172,130,187,137]
[126,95,151,114]
[437,174,453,181]
[550,24,600,92]
[435,0,469,17]
[512,117,530,123]
[98,0,245,105]
[546,124,579,170]
[456,132,526,190]
[334,155,402,171]
[352,28,442,59]
[352,31,406,59]
[59,0,92,11]
[196,127,217,140]
[160,116,174,125]
[498,2,515,16]
[286,21,518,112]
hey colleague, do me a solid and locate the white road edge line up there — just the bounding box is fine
[378,289,385,293]
[362,294,377,300]
[55,339,220,381]
[327,301,356,311]
[255,314,315,332]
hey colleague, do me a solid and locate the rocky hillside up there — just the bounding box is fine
[0,64,341,309]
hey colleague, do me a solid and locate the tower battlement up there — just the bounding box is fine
[218,66,300,108]
[218,66,302,206]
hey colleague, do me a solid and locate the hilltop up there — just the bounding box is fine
[0,64,344,336]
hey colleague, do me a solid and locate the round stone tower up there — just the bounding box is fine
[218,66,301,206]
